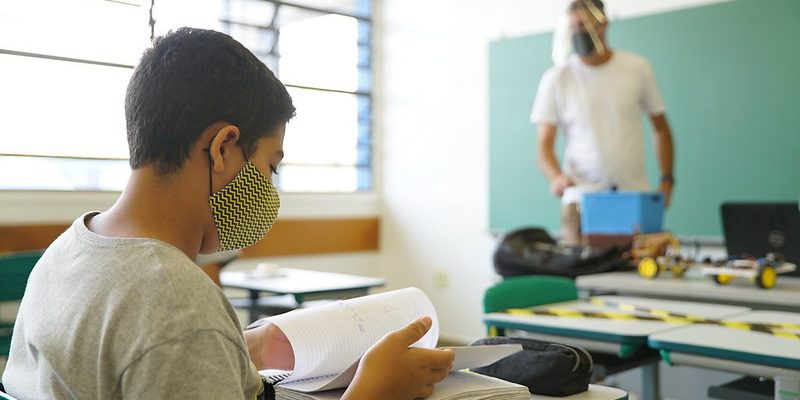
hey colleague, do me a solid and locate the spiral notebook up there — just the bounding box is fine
[258,287,528,399]
[273,371,530,400]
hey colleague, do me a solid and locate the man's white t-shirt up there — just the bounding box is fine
[531,50,666,194]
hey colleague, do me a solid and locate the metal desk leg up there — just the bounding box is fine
[641,362,660,400]
[776,375,800,400]
[248,289,260,323]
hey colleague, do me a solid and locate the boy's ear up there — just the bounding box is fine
[208,124,241,173]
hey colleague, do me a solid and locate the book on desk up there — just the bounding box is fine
[259,287,529,399]
[271,370,530,400]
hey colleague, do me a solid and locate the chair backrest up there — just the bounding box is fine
[483,275,579,336]
[483,275,578,314]
[0,250,44,302]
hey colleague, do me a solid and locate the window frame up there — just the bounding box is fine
[220,0,375,193]
[0,0,375,194]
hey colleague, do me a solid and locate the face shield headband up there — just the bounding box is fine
[573,1,607,57]
[551,0,608,63]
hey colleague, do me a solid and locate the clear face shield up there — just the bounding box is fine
[551,0,608,64]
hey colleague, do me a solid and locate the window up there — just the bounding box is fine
[0,0,374,193]
[0,0,149,190]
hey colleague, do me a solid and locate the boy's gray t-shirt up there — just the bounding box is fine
[2,213,263,399]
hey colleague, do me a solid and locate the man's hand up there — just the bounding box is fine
[549,174,574,197]
[659,181,673,209]
[343,316,454,400]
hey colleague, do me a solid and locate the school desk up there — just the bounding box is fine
[483,295,749,400]
[532,384,628,399]
[649,310,800,400]
[220,267,385,322]
[576,271,800,312]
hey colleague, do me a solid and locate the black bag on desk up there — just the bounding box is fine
[493,227,630,278]
[470,336,593,397]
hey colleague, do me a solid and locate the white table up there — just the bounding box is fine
[649,310,800,400]
[484,295,749,400]
[533,384,628,399]
[221,268,385,322]
[577,271,800,312]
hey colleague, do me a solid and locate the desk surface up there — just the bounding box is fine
[533,384,627,400]
[648,310,800,370]
[220,268,385,295]
[577,271,800,311]
[483,295,749,345]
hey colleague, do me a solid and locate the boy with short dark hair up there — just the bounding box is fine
[3,27,452,399]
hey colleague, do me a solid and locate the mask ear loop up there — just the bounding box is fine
[206,136,253,199]
[240,143,250,163]
[204,139,214,197]
[205,137,250,197]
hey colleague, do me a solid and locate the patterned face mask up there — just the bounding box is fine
[208,147,280,252]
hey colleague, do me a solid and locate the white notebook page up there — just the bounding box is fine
[266,287,439,387]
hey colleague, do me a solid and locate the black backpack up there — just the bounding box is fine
[470,337,593,396]
[493,227,631,278]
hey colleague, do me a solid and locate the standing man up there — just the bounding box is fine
[532,0,675,245]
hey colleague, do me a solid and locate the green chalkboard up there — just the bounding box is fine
[489,0,800,237]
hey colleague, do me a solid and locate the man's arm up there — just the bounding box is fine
[537,122,572,196]
[650,113,674,208]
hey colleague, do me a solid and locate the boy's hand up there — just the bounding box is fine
[245,323,294,371]
[344,316,454,400]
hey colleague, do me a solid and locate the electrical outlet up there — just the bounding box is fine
[433,269,448,289]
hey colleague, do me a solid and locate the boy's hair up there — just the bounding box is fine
[125,27,295,175]
[568,0,605,15]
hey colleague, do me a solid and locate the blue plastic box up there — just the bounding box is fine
[581,191,664,234]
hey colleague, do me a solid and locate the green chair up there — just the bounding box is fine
[483,275,578,336]
[0,250,44,358]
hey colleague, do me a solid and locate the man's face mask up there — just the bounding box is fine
[572,32,598,57]
[208,145,280,251]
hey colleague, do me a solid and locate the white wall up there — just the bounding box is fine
[376,0,732,341]
[0,0,733,344]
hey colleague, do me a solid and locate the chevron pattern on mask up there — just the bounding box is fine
[209,162,280,251]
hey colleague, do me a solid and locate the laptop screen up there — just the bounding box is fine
[721,202,800,275]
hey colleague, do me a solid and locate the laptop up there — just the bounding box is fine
[721,202,800,275]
